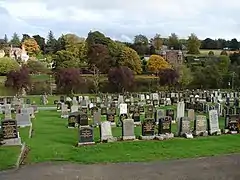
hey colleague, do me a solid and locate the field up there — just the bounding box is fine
[1,105,240,170]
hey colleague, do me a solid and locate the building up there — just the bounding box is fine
[9,44,29,63]
[160,50,184,66]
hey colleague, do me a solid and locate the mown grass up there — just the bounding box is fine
[1,107,240,170]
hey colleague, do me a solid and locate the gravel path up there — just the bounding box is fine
[1,154,240,180]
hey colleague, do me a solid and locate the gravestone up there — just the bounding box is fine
[90,106,98,116]
[68,113,79,128]
[100,121,115,142]
[132,110,141,125]
[194,115,208,136]
[225,115,240,134]
[1,119,22,146]
[158,116,172,134]
[208,110,221,135]
[122,119,135,140]
[154,109,165,124]
[141,118,155,140]
[139,105,144,113]
[16,113,31,127]
[71,105,79,113]
[101,107,107,115]
[177,101,185,121]
[166,109,174,122]
[4,104,12,119]
[81,107,88,114]
[79,113,88,126]
[119,114,128,127]
[93,110,101,126]
[187,109,195,121]
[119,103,128,115]
[57,102,62,111]
[61,104,69,118]
[78,126,95,146]
[107,113,116,126]
[178,117,193,138]
[128,105,135,114]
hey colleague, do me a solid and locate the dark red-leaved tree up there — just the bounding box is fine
[5,66,31,95]
[158,68,179,88]
[55,68,83,95]
[108,66,134,93]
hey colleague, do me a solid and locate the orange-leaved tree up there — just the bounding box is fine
[147,55,171,75]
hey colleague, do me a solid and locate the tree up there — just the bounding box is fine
[64,34,87,63]
[147,55,171,74]
[229,38,239,50]
[10,33,21,47]
[87,44,112,73]
[208,51,214,56]
[178,65,193,87]
[158,68,179,87]
[133,34,149,56]
[55,68,83,95]
[220,50,228,56]
[4,34,8,43]
[5,66,31,95]
[26,60,49,74]
[22,38,40,56]
[0,57,20,75]
[134,34,148,45]
[52,50,79,70]
[218,55,230,75]
[21,34,31,43]
[33,35,46,53]
[46,30,58,54]
[168,33,180,50]
[150,34,162,51]
[187,33,201,54]
[108,66,134,93]
[92,65,100,94]
[118,46,142,74]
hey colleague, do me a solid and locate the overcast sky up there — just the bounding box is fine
[0,0,240,42]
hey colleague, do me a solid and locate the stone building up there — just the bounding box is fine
[9,44,29,62]
[160,50,184,66]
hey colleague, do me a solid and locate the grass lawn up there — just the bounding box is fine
[1,108,240,170]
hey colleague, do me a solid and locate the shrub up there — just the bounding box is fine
[27,60,49,74]
[0,57,19,75]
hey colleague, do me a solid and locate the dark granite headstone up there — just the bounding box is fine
[1,119,18,140]
[79,126,94,144]
[158,116,172,134]
[142,118,155,136]
[79,113,88,126]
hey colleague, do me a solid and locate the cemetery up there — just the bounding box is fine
[1,90,240,170]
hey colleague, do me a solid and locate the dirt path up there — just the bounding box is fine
[1,154,240,180]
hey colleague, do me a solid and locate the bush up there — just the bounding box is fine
[27,60,49,74]
[0,57,19,75]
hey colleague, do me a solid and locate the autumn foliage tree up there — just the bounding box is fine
[108,66,134,93]
[22,38,40,56]
[55,68,83,94]
[158,68,179,87]
[5,66,31,95]
[147,55,171,74]
[119,46,142,74]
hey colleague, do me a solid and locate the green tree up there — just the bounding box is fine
[46,30,58,54]
[52,50,79,70]
[218,55,230,75]
[208,51,214,56]
[119,46,142,74]
[4,34,8,43]
[150,34,162,52]
[187,33,201,54]
[0,57,20,75]
[64,34,87,63]
[168,33,180,50]
[10,33,21,47]
[27,60,49,74]
[33,35,46,53]
[21,34,31,43]
[178,65,193,87]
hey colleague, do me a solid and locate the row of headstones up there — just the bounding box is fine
[77,109,240,145]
